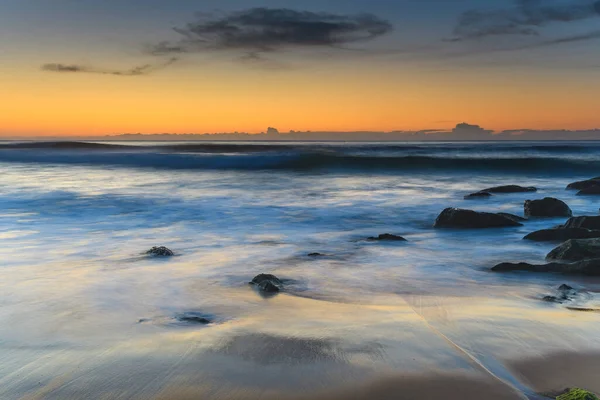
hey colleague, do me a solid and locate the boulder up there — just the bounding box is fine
[491,259,600,276]
[434,208,523,229]
[567,177,600,190]
[547,238,600,261]
[497,212,527,222]
[524,228,600,242]
[464,192,492,200]
[482,185,537,193]
[578,186,600,196]
[563,216,600,230]
[556,388,599,400]
[250,274,282,293]
[367,233,407,241]
[146,246,174,257]
[524,197,572,218]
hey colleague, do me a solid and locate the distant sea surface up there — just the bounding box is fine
[1,141,599,399]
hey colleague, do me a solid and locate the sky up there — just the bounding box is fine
[1,0,599,136]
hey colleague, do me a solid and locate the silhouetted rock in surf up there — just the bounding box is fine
[308,253,326,257]
[524,197,572,218]
[367,234,407,241]
[146,246,174,257]
[464,192,492,199]
[578,186,600,196]
[434,208,523,229]
[524,228,600,242]
[563,216,600,230]
[497,213,527,222]
[546,238,600,262]
[250,274,282,293]
[542,284,578,304]
[567,177,600,190]
[482,185,537,193]
[492,259,600,276]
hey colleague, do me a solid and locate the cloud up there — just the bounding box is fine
[151,8,393,58]
[450,0,600,41]
[41,58,178,76]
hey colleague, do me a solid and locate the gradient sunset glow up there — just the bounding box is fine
[1,0,600,136]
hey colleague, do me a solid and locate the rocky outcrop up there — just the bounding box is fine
[434,208,523,229]
[546,238,600,262]
[567,177,600,190]
[523,228,600,242]
[482,185,537,193]
[491,259,600,276]
[250,274,283,293]
[578,186,600,196]
[367,234,407,241]
[524,197,572,218]
[146,246,174,257]
[464,192,492,199]
[562,216,600,230]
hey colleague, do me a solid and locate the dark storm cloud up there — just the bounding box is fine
[41,58,178,76]
[150,8,393,57]
[450,0,600,41]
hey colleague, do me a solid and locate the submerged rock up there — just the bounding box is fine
[524,197,572,218]
[542,284,577,304]
[567,177,600,190]
[250,274,282,293]
[434,208,523,229]
[524,228,600,242]
[175,312,212,325]
[308,252,326,257]
[563,216,600,230]
[556,388,599,400]
[146,246,174,257]
[482,185,537,193]
[547,238,600,262]
[491,259,600,276]
[464,191,492,199]
[367,233,407,241]
[578,186,600,196]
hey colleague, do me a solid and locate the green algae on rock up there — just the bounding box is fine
[557,388,599,400]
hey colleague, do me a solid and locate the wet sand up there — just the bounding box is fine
[2,290,599,400]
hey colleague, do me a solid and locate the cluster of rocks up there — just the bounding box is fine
[567,176,600,195]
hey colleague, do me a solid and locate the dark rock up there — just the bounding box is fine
[434,208,523,229]
[523,228,600,242]
[367,233,407,241]
[250,274,282,293]
[146,246,174,257]
[464,191,492,199]
[497,212,527,222]
[175,312,211,324]
[491,259,600,276]
[567,177,600,190]
[558,284,574,291]
[524,197,572,218]
[563,216,600,230]
[547,238,600,262]
[308,253,325,257]
[578,186,600,196]
[482,185,537,193]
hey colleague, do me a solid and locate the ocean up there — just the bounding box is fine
[0,141,599,399]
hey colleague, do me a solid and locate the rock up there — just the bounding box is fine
[567,177,600,190]
[543,284,578,304]
[464,191,492,199]
[308,253,325,257]
[175,312,211,324]
[482,185,537,193]
[491,259,600,276]
[547,238,600,262]
[578,186,600,196]
[563,216,600,230]
[146,246,174,257]
[367,233,407,241]
[556,388,599,400]
[434,208,523,229]
[497,212,527,222]
[524,197,572,218]
[524,228,600,242]
[250,274,282,293]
